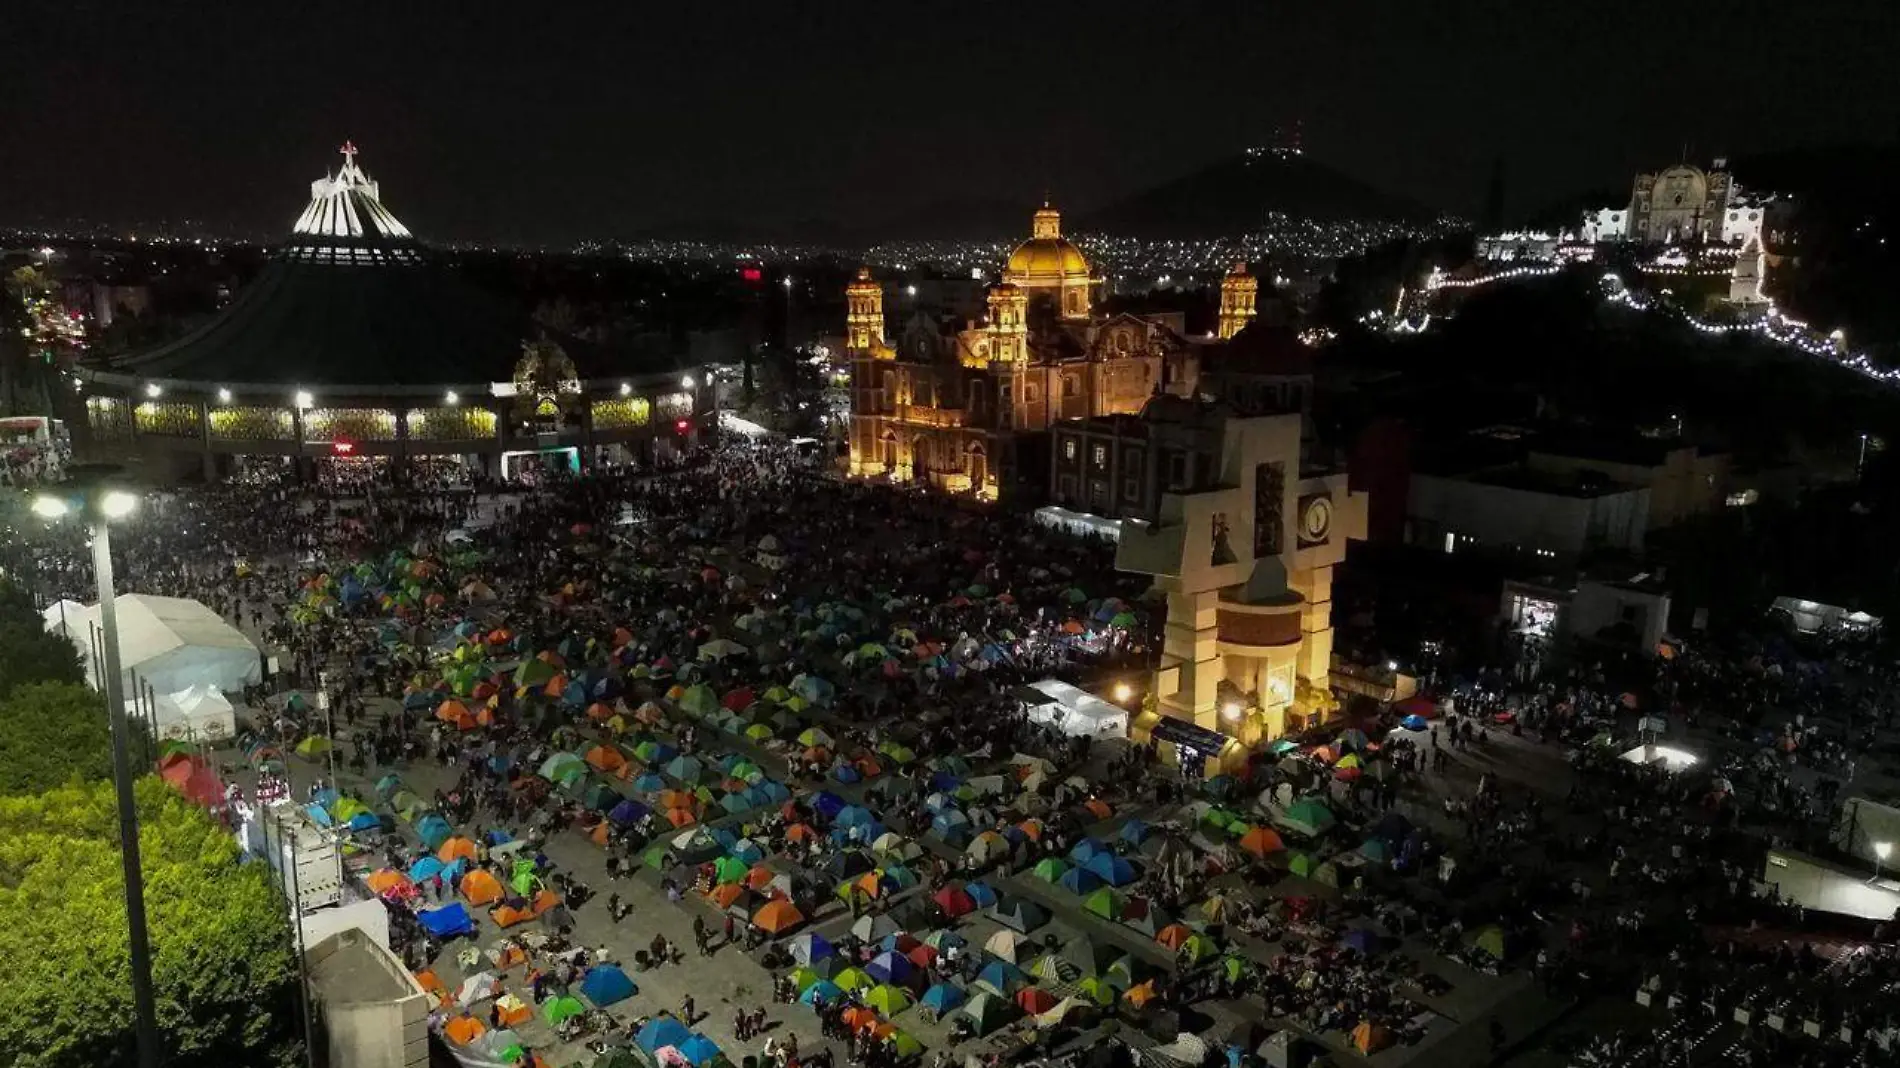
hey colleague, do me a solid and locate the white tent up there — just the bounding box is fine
[149,684,238,742]
[50,594,261,695]
[1017,679,1128,739]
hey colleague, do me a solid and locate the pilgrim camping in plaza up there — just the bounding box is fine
[12,432,1900,1068]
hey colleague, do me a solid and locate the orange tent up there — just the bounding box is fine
[530,889,561,916]
[437,700,477,730]
[1061,620,1086,635]
[752,899,805,934]
[487,629,512,646]
[1122,981,1157,1008]
[491,903,534,928]
[444,1016,486,1046]
[842,1006,876,1031]
[1238,827,1285,857]
[1154,924,1192,950]
[743,864,778,891]
[785,823,817,844]
[542,675,567,698]
[495,996,532,1027]
[366,869,413,895]
[1352,1022,1393,1054]
[585,745,627,774]
[847,872,884,899]
[475,706,497,728]
[437,837,480,864]
[492,943,528,971]
[415,970,445,995]
[664,807,696,828]
[612,627,634,647]
[1083,799,1113,820]
[709,883,749,909]
[590,822,611,847]
[586,702,615,721]
[461,870,505,906]
[666,684,687,700]
[537,650,566,668]
[1015,819,1045,841]
[658,790,695,810]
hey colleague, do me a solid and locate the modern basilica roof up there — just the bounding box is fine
[103,143,615,391]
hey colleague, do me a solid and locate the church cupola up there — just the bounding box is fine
[1217,262,1258,340]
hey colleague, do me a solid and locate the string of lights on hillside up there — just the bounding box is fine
[586,213,1459,278]
[1385,262,1890,386]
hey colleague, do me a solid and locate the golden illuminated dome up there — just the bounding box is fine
[1004,204,1090,288]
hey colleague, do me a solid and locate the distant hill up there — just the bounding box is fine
[1077,150,1437,238]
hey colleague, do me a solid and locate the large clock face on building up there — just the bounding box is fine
[1298,494,1333,546]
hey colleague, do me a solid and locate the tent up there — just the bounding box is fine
[461,870,505,905]
[991,897,1049,932]
[1352,1021,1393,1054]
[920,983,964,1016]
[419,903,475,938]
[752,899,805,934]
[580,963,637,1006]
[1015,678,1129,739]
[636,1017,693,1054]
[959,992,1020,1036]
[51,594,263,695]
[147,684,237,742]
[543,994,586,1026]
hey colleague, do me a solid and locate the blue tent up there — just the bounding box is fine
[610,799,651,826]
[1359,839,1392,863]
[486,754,514,775]
[580,963,637,1006]
[929,772,960,791]
[976,959,1028,993]
[832,765,861,784]
[417,815,454,850]
[561,681,589,708]
[729,839,765,864]
[439,858,470,884]
[1058,868,1102,894]
[484,828,513,846]
[756,781,791,803]
[720,794,754,815]
[788,933,833,964]
[346,812,382,833]
[964,881,998,907]
[635,1017,692,1054]
[403,691,436,710]
[632,772,667,793]
[679,1035,722,1067]
[866,951,913,984]
[931,809,971,836]
[801,980,844,1005]
[374,774,403,797]
[837,805,875,828]
[1118,819,1151,845]
[1084,854,1137,887]
[1401,714,1429,731]
[312,788,338,809]
[1342,928,1381,955]
[408,856,445,883]
[418,903,474,937]
[921,983,965,1014]
[665,756,704,781]
[1069,838,1109,864]
[304,803,334,827]
[812,792,846,819]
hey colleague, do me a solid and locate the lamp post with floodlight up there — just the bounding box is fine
[1876,841,1892,883]
[32,469,160,1068]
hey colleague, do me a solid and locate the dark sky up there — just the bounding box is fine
[2,0,1894,244]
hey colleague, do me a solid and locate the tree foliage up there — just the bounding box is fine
[0,682,115,796]
[0,577,86,699]
[0,779,301,1067]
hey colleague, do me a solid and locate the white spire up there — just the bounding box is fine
[291,141,413,243]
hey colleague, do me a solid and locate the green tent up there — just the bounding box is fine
[1031,859,1069,882]
[713,857,749,885]
[1470,925,1509,959]
[1281,798,1336,836]
[539,752,586,783]
[295,736,332,758]
[1082,888,1123,920]
[960,992,1019,1036]
[1314,861,1341,888]
[865,984,911,1015]
[679,684,720,717]
[833,967,872,992]
[1108,612,1138,629]
[642,843,670,870]
[744,723,773,741]
[543,995,585,1025]
[888,1032,924,1059]
[1178,933,1219,964]
[584,783,619,811]
[513,658,556,688]
[789,966,822,992]
[1077,976,1116,1006]
[1287,851,1317,877]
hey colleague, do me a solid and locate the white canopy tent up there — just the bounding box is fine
[48,594,262,695]
[146,684,238,743]
[1016,678,1129,739]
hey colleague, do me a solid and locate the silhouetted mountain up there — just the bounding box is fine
[1077,151,1436,238]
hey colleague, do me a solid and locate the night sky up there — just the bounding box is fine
[2,0,1894,245]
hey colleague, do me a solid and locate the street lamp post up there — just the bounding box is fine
[34,478,161,1068]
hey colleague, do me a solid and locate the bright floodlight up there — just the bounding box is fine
[294,389,313,409]
[1386,660,1399,671]
[100,491,138,519]
[30,496,71,519]
[681,375,695,389]
[143,383,163,398]
[619,382,632,396]
[906,284,918,297]
[217,388,232,403]
[1221,702,1242,721]
[445,390,460,406]
[1113,683,1133,703]
[1879,842,1893,860]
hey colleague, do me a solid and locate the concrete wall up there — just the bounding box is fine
[1762,848,1900,921]
[1408,474,1649,556]
[1525,447,1726,530]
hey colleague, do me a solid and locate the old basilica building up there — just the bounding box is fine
[846,205,1290,497]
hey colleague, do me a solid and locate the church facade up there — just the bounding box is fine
[1582,160,1772,247]
[845,208,1273,497]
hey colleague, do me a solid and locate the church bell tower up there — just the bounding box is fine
[846,268,886,355]
[1217,262,1258,340]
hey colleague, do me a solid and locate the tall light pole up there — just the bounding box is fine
[33,474,161,1068]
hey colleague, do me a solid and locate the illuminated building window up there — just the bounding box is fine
[1092,445,1107,467]
[1063,439,1077,461]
